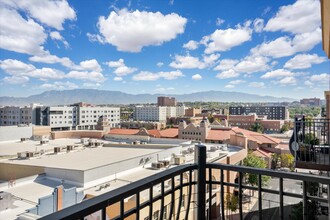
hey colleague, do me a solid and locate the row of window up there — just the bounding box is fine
[182,131,202,135]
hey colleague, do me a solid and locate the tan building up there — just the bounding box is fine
[185,107,202,117]
[214,114,284,133]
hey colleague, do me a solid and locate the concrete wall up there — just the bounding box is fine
[0,163,44,181]
[51,130,104,139]
[32,126,51,137]
[0,126,33,141]
[44,168,84,187]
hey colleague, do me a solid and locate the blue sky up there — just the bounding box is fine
[0,0,329,99]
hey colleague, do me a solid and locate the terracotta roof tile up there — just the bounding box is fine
[109,129,139,135]
[159,128,178,138]
[206,129,236,141]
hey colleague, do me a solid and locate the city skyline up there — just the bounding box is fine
[0,0,329,99]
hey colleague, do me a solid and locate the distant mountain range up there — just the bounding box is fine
[0,89,296,106]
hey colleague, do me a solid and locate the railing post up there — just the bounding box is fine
[195,145,206,220]
[302,181,307,220]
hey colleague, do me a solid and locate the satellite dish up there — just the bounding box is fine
[291,141,299,151]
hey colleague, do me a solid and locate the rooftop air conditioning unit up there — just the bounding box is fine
[158,160,170,166]
[188,148,194,153]
[221,145,228,151]
[81,138,89,145]
[173,156,185,165]
[67,145,74,151]
[151,162,165,169]
[20,137,28,142]
[26,152,34,158]
[54,147,61,153]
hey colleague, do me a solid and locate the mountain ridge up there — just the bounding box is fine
[0,89,296,106]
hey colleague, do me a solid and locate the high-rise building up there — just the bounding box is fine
[229,106,289,120]
[157,96,176,106]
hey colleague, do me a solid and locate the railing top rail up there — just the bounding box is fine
[39,164,197,220]
[206,163,330,184]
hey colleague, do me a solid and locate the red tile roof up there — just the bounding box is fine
[109,129,139,135]
[231,127,281,144]
[206,129,236,141]
[159,128,178,138]
[252,148,272,158]
[147,129,161,138]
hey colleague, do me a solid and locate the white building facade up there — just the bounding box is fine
[134,106,186,122]
[36,104,120,130]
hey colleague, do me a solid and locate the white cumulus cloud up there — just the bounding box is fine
[261,69,294,78]
[3,75,29,84]
[132,70,183,81]
[2,0,76,30]
[192,74,202,80]
[183,40,199,50]
[202,21,252,54]
[251,28,321,58]
[284,53,326,69]
[264,0,320,34]
[106,59,137,76]
[216,69,239,79]
[94,9,187,52]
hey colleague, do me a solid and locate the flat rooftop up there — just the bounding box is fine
[0,138,84,156]
[2,146,164,171]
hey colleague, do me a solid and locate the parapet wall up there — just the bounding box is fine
[51,130,104,139]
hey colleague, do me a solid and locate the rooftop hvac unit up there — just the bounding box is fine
[54,147,61,153]
[173,156,185,165]
[26,152,34,158]
[187,148,194,153]
[20,137,28,142]
[151,162,165,169]
[158,160,170,166]
[221,145,228,151]
[40,140,48,145]
[67,145,74,151]
[81,138,89,144]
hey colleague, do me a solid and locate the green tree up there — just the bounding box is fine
[280,123,290,133]
[225,193,238,220]
[280,154,294,170]
[249,122,264,133]
[304,133,320,145]
[243,153,270,186]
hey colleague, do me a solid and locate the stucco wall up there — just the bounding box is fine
[0,163,44,180]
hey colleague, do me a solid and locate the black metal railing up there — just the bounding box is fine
[40,146,330,220]
[290,117,330,170]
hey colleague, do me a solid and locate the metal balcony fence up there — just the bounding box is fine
[40,146,330,220]
[290,117,330,170]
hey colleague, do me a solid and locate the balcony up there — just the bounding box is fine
[290,117,330,171]
[38,146,329,220]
